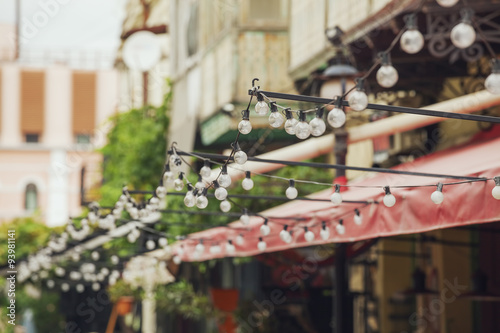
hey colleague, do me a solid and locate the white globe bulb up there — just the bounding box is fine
[295,121,312,140]
[184,193,195,207]
[305,230,315,242]
[354,214,363,226]
[156,186,167,198]
[195,180,205,191]
[283,232,292,243]
[255,101,269,115]
[111,255,119,265]
[320,227,330,240]
[196,195,208,209]
[220,200,232,212]
[55,267,65,277]
[91,251,100,261]
[47,280,55,289]
[330,192,342,206]
[242,178,254,191]
[348,90,368,111]
[436,0,459,7]
[226,243,235,255]
[76,284,85,293]
[195,243,205,253]
[234,150,248,165]
[327,108,346,128]
[383,194,396,207]
[163,171,174,185]
[286,186,298,200]
[240,213,250,225]
[210,245,222,254]
[269,112,285,128]
[159,237,168,247]
[146,240,156,250]
[236,235,245,245]
[112,208,122,219]
[257,240,267,251]
[450,22,476,49]
[400,29,424,54]
[238,120,252,134]
[284,118,299,135]
[279,229,288,242]
[200,165,212,178]
[127,233,137,243]
[431,191,444,204]
[336,224,346,235]
[92,283,100,291]
[260,224,271,236]
[376,65,399,88]
[215,187,228,201]
[173,255,182,265]
[485,73,500,94]
[173,178,183,191]
[310,117,326,136]
[492,185,500,200]
[177,247,185,256]
[61,283,70,292]
[219,174,232,188]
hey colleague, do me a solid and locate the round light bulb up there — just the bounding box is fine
[348,90,368,112]
[55,267,65,277]
[310,117,326,136]
[238,120,252,134]
[327,108,346,128]
[286,186,298,200]
[219,174,232,188]
[376,65,399,88]
[304,230,315,242]
[174,178,184,191]
[195,179,205,191]
[146,240,156,250]
[400,29,424,54]
[184,192,196,207]
[284,118,299,135]
[295,121,311,140]
[260,224,271,236]
[61,283,70,292]
[173,255,182,265]
[236,234,245,245]
[158,237,168,247]
[76,284,85,293]
[257,240,267,251]
[255,101,269,115]
[195,242,205,253]
[215,187,228,201]
[242,178,254,191]
[354,214,363,226]
[279,229,288,242]
[210,245,222,254]
[220,200,232,212]
[492,185,500,200]
[47,279,55,289]
[383,193,396,207]
[234,150,248,165]
[200,165,212,178]
[226,242,235,255]
[156,186,167,198]
[431,190,444,204]
[330,192,342,206]
[450,22,476,49]
[269,111,285,128]
[320,227,330,240]
[92,283,100,291]
[240,212,250,225]
[163,170,174,185]
[91,251,100,261]
[169,154,182,170]
[485,73,500,94]
[196,195,208,209]
[283,232,292,244]
[127,233,137,243]
[111,255,119,265]
[436,0,459,7]
[336,223,346,235]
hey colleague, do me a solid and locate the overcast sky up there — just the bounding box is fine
[0,0,127,68]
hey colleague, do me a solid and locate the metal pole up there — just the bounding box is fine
[143,71,149,106]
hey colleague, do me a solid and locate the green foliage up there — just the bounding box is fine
[107,279,142,303]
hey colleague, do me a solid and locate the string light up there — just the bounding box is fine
[200,160,212,178]
[174,172,184,191]
[177,246,185,256]
[383,186,396,207]
[436,0,459,7]
[279,225,292,243]
[376,52,398,88]
[111,255,119,265]
[184,185,196,207]
[336,219,346,235]
[158,237,168,247]
[156,183,167,199]
[163,165,174,185]
[310,108,326,136]
[146,239,156,250]
[240,209,250,225]
[195,240,205,254]
[195,188,209,209]
[492,177,500,200]
[348,79,368,111]
[327,97,346,128]
[431,182,445,204]
[226,240,235,255]
[485,59,500,94]
[242,171,254,191]
[219,165,232,188]
[169,152,182,171]
[233,142,248,165]
[220,200,232,212]
[320,221,330,240]
[257,237,267,251]
[400,14,424,54]
[173,255,182,265]
[213,180,228,201]
[450,9,476,49]
[47,279,55,289]
[304,227,315,242]
[295,111,312,139]
[92,283,101,292]
[209,244,222,254]
[255,93,269,115]
[269,102,285,128]
[285,179,298,199]
[235,234,245,245]
[354,209,363,226]
[284,108,299,135]
[330,184,342,205]
[76,284,85,293]
[61,283,70,292]
[238,109,252,134]
[91,251,100,261]
[55,267,65,277]
[260,219,270,236]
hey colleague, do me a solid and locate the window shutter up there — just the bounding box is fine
[72,72,96,135]
[20,70,45,134]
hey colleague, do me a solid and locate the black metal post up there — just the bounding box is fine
[334,242,348,333]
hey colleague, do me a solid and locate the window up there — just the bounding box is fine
[75,134,91,144]
[25,133,39,143]
[25,183,38,211]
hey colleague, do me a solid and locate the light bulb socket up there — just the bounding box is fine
[241,109,250,120]
[355,78,365,91]
[283,225,288,231]
[199,239,204,245]
[304,226,308,232]
[202,188,208,196]
[213,180,220,189]
[384,186,392,195]
[257,93,264,102]
[334,184,341,193]
[228,240,233,245]
[243,208,248,215]
[270,102,278,113]
[379,52,391,66]
[289,179,295,188]
[192,188,199,196]
[178,172,184,180]
[322,221,327,229]
[334,97,343,109]
[187,183,193,192]
[259,237,263,242]
[354,208,360,216]
[299,111,306,122]
[245,171,251,179]
[315,107,324,118]
[233,141,242,152]
[203,160,210,168]
[492,59,500,73]
[285,108,293,119]
[263,219,268,226]
[436,182,444,192]
[494,176,500,186]
[222,165,228,174]
[460,8,474,23]
[164,164,171,172]
[339,219,344,226]
[403,13,418,29]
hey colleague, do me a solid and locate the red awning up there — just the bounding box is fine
[174,137,500,262]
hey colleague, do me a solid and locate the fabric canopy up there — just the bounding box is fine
[174,136,500,262]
